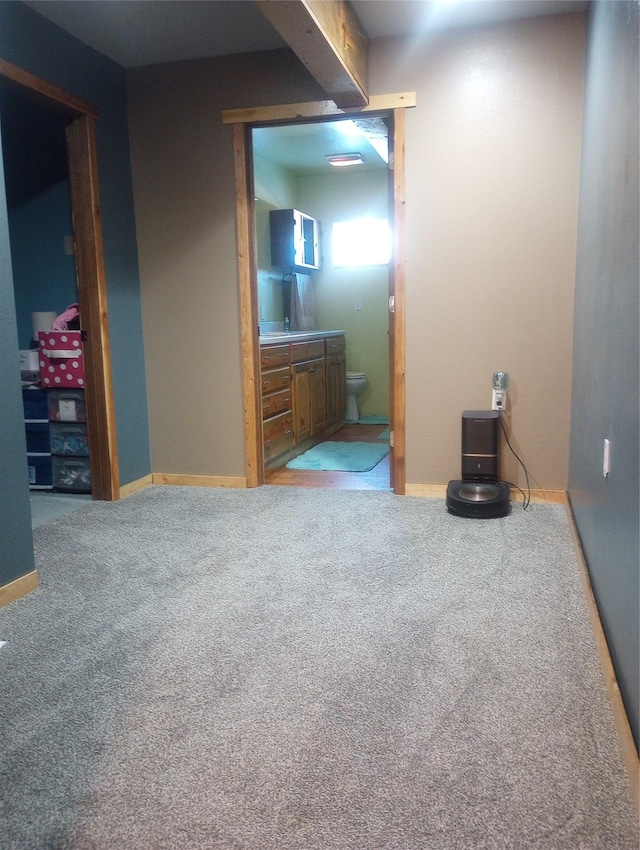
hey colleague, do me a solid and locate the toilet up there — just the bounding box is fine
[345,372,367,422]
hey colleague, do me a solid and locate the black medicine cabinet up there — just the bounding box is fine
[269,208,321,271]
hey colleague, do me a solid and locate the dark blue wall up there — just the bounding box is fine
[10,178,77,349]
[0,123,34,585]
[0,1,151,589]
[1,90,77,349]
[569,0,639,749]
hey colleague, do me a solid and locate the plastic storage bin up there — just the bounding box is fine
[49,423,89,456]
[52,456,91,493]
[48,389,86,422]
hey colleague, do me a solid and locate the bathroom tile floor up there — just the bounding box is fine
[266,423,391,491]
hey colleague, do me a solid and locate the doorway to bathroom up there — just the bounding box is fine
[252,118,392,491]
[226,97,407,494]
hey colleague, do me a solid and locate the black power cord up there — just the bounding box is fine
[499,414,532,510]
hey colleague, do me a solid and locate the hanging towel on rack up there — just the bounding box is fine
[290,273,316,331]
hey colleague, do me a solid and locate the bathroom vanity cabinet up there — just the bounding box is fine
[269,208,321,271]
[325,336,347,437]
[260,344,293,466]
[260,333,346,472]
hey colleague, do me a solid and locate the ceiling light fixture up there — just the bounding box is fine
[326,152,366,167]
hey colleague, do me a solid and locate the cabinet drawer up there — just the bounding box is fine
[260,344,290,370]
[290,340,324,362]
[261,366,290,395]
[325,335,346,355]
[262,387,291,419]
[263,411,294,463]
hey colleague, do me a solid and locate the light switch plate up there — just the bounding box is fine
[603,438,611,478]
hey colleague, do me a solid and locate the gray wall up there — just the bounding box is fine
[569,0,639,749]
[0,1,150,589]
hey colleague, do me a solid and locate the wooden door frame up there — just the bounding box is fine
[225,95,411,494]
[0,59,119,500]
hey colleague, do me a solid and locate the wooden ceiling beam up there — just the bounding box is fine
[255,0,369,108]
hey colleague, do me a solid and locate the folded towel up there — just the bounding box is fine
[290,274,316,331]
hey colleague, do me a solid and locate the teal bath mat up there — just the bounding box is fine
[378,427,390,441]
[358,414,389,425]
[286,441,390,472]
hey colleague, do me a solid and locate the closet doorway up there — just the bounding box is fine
[0,59,119,501]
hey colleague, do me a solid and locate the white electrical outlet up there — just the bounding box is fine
[491,372,508,411]
[603,438,611,478]
[354,298,362,311]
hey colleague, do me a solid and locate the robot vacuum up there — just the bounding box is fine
[446,410,511,519]
[446,479,511,518]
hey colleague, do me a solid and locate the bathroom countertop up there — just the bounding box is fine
[259,330,345,344]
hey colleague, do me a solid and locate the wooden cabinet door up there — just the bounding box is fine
[326,355,338,428]
[309,358,326,436]
[292,357,325,444]
[325,352,346,432]
[292,362,312,445]
[335,352,347,423]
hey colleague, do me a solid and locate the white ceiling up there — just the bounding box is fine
[253,117,390,176]
[20,0,587,177]
[23,0,587,68]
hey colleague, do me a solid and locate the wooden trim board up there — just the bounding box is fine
[0,58,98,118]
[404,485,567,504]
[565,499,640,814]
[0,570,39,610]
[389,107,406,495]
[256,0,369,108]
[152,474,247,489]
[222,92,416,125]
[66,116,120,501]
[233,124,263,488]
[119,475,153,499]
